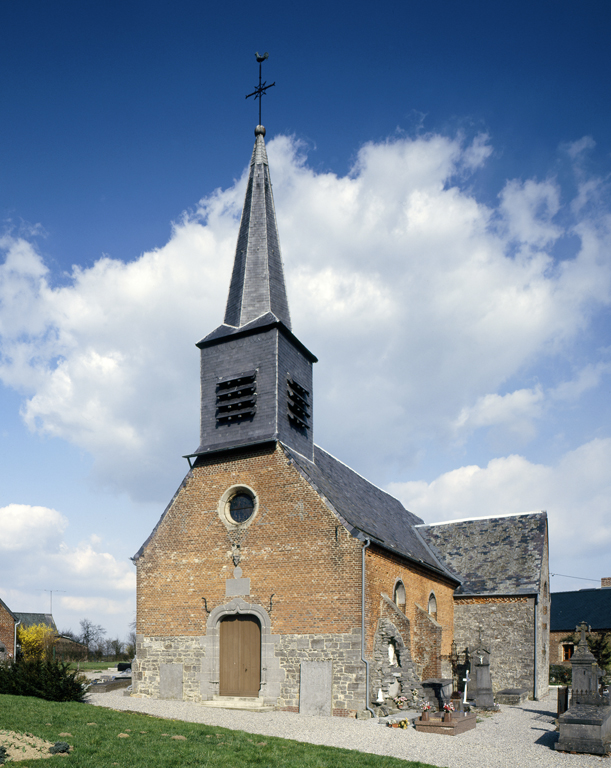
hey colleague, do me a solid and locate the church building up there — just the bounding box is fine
[132,123,549,715]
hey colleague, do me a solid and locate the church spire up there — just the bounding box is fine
[223,125,292,330]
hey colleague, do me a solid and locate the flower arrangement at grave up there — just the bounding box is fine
[443,702,455,712]
[422,701,431,711]
[393,695,409,709]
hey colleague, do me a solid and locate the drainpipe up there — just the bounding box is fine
[14,619,21,660]
[533,594,540,700]
[361,537,375,718]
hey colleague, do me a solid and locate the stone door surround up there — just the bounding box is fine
[201,597,284,703]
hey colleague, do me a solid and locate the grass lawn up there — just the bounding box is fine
[0,694,438,768]
[66,662,121,672]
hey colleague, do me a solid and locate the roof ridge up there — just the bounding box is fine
[416,510,546,527]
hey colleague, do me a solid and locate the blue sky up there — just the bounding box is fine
[1,0,610,641]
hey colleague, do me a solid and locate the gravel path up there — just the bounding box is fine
[87,691,609,767]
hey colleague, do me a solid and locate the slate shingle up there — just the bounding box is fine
[417,512,547,595]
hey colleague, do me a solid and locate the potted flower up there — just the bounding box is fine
[421,701,431,721]
[443,701,455,722]
[393,695,408,710]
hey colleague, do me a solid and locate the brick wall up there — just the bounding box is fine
[137,443,363,639]
[135,443,367,708]
[364,545,455,672]
[0,601,15,657]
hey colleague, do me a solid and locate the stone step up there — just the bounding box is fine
[199,696,275,711]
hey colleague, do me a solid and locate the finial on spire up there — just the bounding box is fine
[246,51,275,127]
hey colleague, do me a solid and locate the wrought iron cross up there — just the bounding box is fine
[246,51,275,125]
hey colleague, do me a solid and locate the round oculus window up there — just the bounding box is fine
[229,493,255,524]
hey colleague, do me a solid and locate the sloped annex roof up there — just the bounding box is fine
[284,444,458,581]
[417,512,547,595]
[14,613,57,631]
[551,588,611,632]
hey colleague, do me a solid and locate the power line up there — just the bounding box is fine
[550,573,600,582]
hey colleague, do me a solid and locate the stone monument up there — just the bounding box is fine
[556,622,611,755]
[470,631,495,708]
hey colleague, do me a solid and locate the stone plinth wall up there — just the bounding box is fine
[132,629,367,715]
[453,597,536,696]
[276,630,366,716]
[133,635,204,701]
[0,601,15,657]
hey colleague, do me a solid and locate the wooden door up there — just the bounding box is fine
[219,615,261,697]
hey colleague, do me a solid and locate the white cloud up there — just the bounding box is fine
[0,130,610,498]
[388,437,611,564]
[453,387,545,438]
[0,504,67,552]
[0,504,135,637]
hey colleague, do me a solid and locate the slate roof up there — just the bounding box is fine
[550,588,611,632]
[14,613,57,631]
[284,444,458,581]
[196,310,317,362]
[417,512,547,595]
[223,127,292,330]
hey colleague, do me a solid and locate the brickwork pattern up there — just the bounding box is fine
[0,601,15,657]
[364,546,455,670]
[136,444,363,640]
[414,603,442,679]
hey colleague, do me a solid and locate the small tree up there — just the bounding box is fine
[17,624,55,661]
[79,619,106,658]
[562,630,611,671]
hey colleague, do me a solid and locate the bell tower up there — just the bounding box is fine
[186,124,317,463]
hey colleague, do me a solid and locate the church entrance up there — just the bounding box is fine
[219,615,261,697]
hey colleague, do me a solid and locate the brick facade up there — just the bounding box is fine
[134,442,456,712]
[0,599,15,658]
[135,444,372,711]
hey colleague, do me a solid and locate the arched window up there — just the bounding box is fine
[393,581,406,613]
[428,592,437,621]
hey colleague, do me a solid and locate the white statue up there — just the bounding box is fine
[388,643,398,666]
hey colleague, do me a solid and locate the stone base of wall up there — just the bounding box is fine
[133,635,204,701]
[133,628,367,715]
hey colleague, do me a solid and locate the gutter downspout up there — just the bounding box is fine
[14,619,21,660]
[361,538,375,718]
[533,594,539,701]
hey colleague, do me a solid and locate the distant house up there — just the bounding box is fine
[550,578,611,665]
[0,597,17,658]
[13,613,57,632]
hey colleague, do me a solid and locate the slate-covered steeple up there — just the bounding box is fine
[188,126,317,462]
[224,126,291,330]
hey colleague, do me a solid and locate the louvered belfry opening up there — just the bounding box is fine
[287,376,310,430]
[215,371,257,426]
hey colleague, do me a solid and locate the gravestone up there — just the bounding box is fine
[299,661,332,716]
[556,622,611,755]
[159,663,184,700]
[470,633,494,708]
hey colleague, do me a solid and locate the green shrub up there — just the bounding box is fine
[549,664,572,685]
[0,657,87,702]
